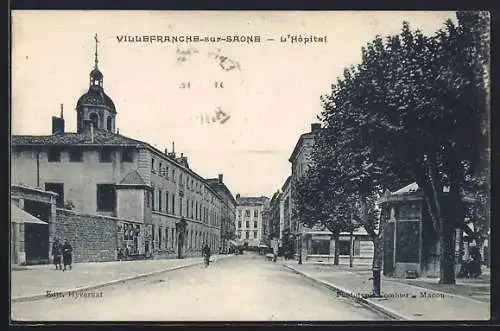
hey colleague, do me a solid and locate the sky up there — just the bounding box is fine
[11,10,457,198]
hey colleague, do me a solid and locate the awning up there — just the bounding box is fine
[228,240,242,247]
[258,244,269,249]
[11,204,48,225]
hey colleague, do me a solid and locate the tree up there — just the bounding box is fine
[315,12,489,284]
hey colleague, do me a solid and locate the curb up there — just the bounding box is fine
[283,264,409,321]
[12,256,232,304]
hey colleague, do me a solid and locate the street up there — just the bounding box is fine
[12,253,388,321]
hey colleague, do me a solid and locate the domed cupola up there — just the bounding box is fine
[76,34,117,134]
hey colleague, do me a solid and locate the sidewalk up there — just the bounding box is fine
[284,262,490,321]
[11,254,232,303]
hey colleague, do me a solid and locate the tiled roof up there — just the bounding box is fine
[11,129,146,147]
[392,182,420,195]
[118,170,147,186]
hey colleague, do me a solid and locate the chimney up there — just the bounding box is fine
[218,174,223,183]
[164,147,168,155]
[236,193,240,200]
[181,152,184,157]
[51,104,65,135]
[311,123,321,133]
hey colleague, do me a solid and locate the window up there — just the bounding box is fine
[246,231,249,239]
[237,230,242,238]
[246,221,249,228]
[146,191,151,208]
[165,228,169,249]
[186,199,189,218]
[311,239,330,255]
[254,221,258,228]
[159,162,163,176]
[165,166,169,179]
[48,148,61,162]
[173,169,176,182]
[89,112,98,128]
[69,148,83,162]
[158,189,162,212]
[166,191,169,213]
[159,226,162,249]
[107,116,113,131]
[97,184,116,212]
[245,210,250,217]
[152,188,156,210]
[254,210,259,217]
[99,149,112,162]
[121,149,134,162]
[45,183,64,208]
[191,200,194,218]
[179,197,183,217]
[171,228,175,248]
[172,194,175,214]
[151,158,155,173]
[238,210,242,217]
[254,231,257,238]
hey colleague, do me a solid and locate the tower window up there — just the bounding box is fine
[107,116,113,131]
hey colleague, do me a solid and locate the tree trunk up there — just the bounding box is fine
[439,220,456,284]
[349,231,354,268]
[333,234,340,265]
[372,235,383,269]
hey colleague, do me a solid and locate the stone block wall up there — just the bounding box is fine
[54,209,118,263]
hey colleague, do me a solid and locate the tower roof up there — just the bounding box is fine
[76,85,116,112]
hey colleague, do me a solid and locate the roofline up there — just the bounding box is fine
[288,132,315,163]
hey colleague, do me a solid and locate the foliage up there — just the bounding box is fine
[293,11,489,282]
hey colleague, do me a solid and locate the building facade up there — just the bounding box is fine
[268,190,282,247]
[206,174,237,253]
[235,195,270,248]
[11,37,223,261]
[288,123,374,263]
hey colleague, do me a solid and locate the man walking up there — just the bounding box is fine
[62,239,73,271]
[51,238,62,270]
[202,243,211,267]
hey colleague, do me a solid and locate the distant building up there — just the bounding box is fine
[280,176,293,257]
[235,195,270,248]
[268,190,282,246]
[206,174,237,253]
[11,36,224,262]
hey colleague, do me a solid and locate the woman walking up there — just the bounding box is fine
[62,239,73,271]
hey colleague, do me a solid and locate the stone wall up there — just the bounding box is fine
[54,209,118,263]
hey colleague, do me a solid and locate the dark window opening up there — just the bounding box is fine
[99,149,112,162]
[254,221,258,228]
[107,116,113,131]
[97,184,116,212]
[45,183,64,208]
[122,149,134,163]
[69,148,83,162]
[246,221,250,228]
[48,148,61,162]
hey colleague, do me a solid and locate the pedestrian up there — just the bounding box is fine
[202,243,211,267]
[62,239,73,271]
[51,238,62,270]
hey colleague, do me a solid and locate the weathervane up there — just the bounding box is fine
[94,33,99,68]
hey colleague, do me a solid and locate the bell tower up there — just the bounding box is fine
[76,34,117,134]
